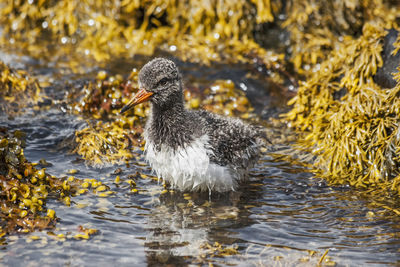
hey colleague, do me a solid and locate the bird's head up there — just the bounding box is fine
[120,58,181,114]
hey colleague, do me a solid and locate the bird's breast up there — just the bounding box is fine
[143,133,239,192]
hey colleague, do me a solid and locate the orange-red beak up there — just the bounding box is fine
[120,88,154,114]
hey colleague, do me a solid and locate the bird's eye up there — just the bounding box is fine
[158,77,168,87]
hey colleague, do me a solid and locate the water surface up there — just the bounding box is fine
[1,56,400,266]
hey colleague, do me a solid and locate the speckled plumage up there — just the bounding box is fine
[136,58,265,192]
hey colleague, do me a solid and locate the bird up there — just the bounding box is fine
[120,58,266,192]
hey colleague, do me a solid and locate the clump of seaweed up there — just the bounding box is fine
[0,0,288,86]
[284,23,400,194]
[67,69,147,166]
[0,61,42,114]
[199,241,239,258]
[283,0,398,75]
[72,119,141,167]
[67,68,146,119]
[0,128,80,236]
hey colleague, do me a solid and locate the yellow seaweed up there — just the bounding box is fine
[0,0,283,74]
[284,22,400,196]
[0,61,42,114]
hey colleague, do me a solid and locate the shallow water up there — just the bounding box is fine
[1,56,400,266]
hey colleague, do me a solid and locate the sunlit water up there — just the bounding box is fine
[1,57,400,266]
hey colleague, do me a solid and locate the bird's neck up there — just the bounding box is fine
[146,90,192,150]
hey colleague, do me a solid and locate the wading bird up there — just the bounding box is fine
[121,58,266,192]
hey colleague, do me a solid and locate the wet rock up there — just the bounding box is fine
[253,21,290,53]
[252,1,289,53]
[374,29,400,88]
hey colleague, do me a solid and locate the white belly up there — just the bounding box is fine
[143,134,239,192]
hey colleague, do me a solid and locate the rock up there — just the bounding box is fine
[374,29,400,88]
